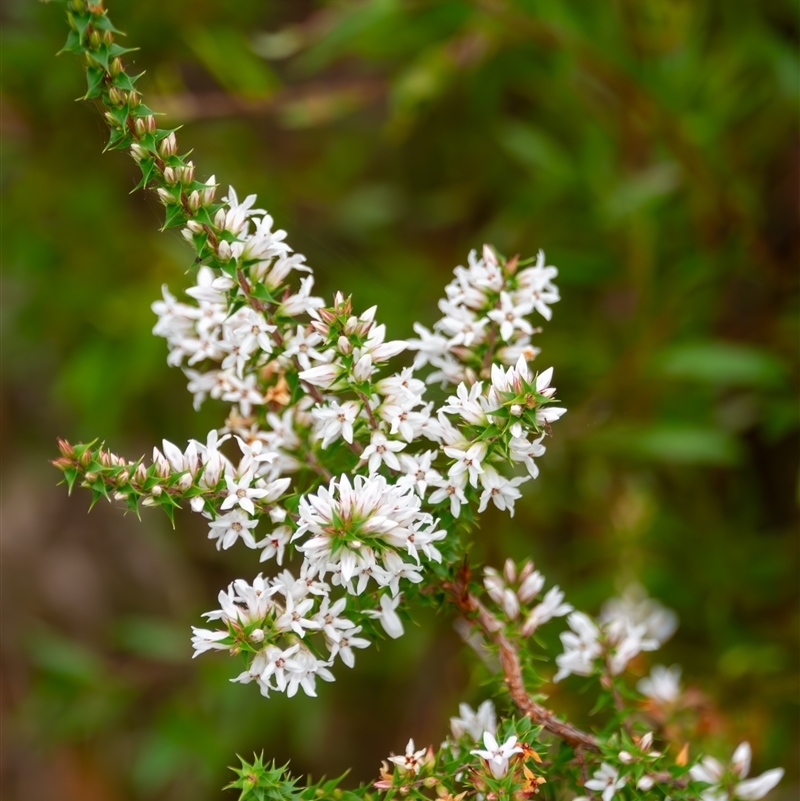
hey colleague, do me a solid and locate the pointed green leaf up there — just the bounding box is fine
[83,66,105,99]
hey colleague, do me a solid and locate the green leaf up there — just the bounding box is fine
[655,341,788,388]
[133,157,157,191]
[161,203,187,231]
[112,71,144,91]
[91,13,125,35]
[58,29,83,56]
[83,66,105,99]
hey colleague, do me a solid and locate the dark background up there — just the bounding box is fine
[2,1,798,799]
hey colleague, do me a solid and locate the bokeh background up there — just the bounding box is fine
[2,1,798,799]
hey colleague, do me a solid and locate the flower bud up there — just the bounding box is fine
[503,558,517,584]
[337,335,352,355]
[177,161,195,184]
[89,30,102,49]
[162,166,177,185]
[510,404,522,416]
[150,484,163,497]
[80,449,92,468]
[134,464,148,485]
[618,751,633,764]
[250,628,265,643]
[637,776,654,791]
[58,438,75,458]
[178,473,193,490]
[108,86,124,107]
[200,175,216,206]
[71,0,85,11]
[158,132,177,158]
[103,30,114,46]
[130,143,147,163]
[352,353,373,382]
[188,190,201,211]
[134,117,146,137]
[190,496,205,513]
[110,57,123,77]
[145,115,156,133]
[157,187,175,205]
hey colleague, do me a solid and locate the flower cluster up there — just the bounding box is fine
[409,245,559,386]
[52,5,786,800]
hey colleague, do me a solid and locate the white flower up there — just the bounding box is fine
[637,664,682,705]
[361,431,405,474]
[477,467,528,516]
[691,742,784,801]
[256,525,292,565]
[367,592,405,639]
[190,627,230,657]
[220,474,270,516]
[298,362,341,388]
[600,584,678,646]
[313,400,361,447]
[429,472,468,517]
[470,732,522,778]
[450,700,496,741]
[444,442,487,488]
[585,762,626,801]
[604,616,659,676]
[521,585,573,635]
[388,739,428,775]
[312,597,355,641]
[487,290,534,342]
[554,612,602,682]
[326,625,370,668]
[207,509,260,550]
[397,451,441,496]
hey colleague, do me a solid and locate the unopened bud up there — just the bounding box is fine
[58,439,75,458]
[510,404,522,416]
[619,751,634,764]
[337,335,352,355]
[89,30,102,49]
[150,484,163,497]
[157,187,175,205]
[190,496,205,513]
[250,628,265,643]
[134,464,147,485]
[130,143,147,163]
[177,161,195,183]
[188,190,201,211]
[503,557,517,584]
[113,491,128,501]
[71,0,85,11]
[162,166,177,185]
[185,219,204,234]
[178,473,193,491]
[108,86,124,107]
[80,449,92,468]
[103,30,114,46]
[200,175,216,206]
[118,469,130,485]
[110,57,123,77]
[127,90,140,107]
[158,132,177,158]
[85,471,98,482]
[145,115,156,133]
[134,117,146,137]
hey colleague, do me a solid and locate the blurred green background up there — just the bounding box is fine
[2,1,797,799]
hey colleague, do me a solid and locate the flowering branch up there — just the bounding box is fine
[49,3,786,800]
